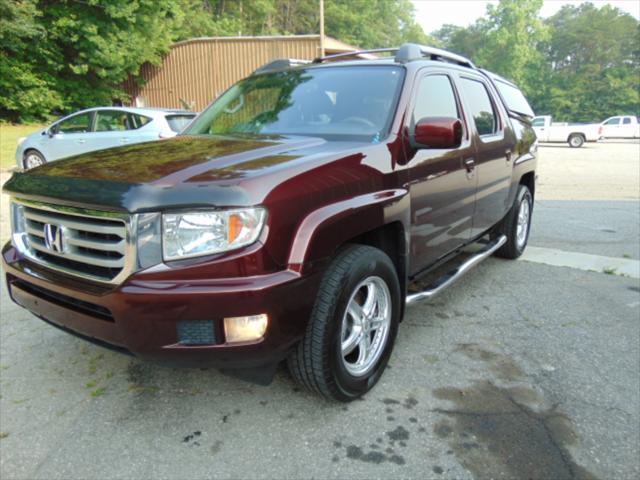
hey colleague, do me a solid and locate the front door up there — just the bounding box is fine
[46,111,95,161]
[456,74,513,236]
[601,117,621,138]
[406,72,477,275]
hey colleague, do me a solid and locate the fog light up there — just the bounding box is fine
[224,314,268,343]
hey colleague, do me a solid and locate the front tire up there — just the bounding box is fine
[23,150,46,169]
[288,245,401,401]
[495,184,533,259]
[568,134,585,148]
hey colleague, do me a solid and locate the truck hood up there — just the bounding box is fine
[3,134,369,212]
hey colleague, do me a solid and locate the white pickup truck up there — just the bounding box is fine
[600,116,640,139]
[531,115,602,148]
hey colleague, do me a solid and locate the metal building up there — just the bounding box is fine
[123,35,359,111]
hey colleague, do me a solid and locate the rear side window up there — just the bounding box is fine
[166,114,195,132]
[129,114,152,129]
[95,110,130,132]
[459,78,498,136]
[412,75,459,123]
[623,117,632,125]
[494,80,534,118]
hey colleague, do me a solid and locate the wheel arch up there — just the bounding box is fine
[287,189,410,291]
[519,170,535,200]
[567,132,586,142]
[22,148,46,168]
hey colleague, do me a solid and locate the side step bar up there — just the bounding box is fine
[406,235,507,305]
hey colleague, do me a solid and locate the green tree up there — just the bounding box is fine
[541,3,639,122]
[0,0,62,121]
[0,0,431,122]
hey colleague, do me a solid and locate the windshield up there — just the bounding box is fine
[184,66,405,142]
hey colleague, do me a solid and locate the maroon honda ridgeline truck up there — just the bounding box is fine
[3,44,537,401]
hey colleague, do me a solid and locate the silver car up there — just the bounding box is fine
[16,107,197,169]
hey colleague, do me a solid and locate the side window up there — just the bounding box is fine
[623,117,632,125]
[55,113,92,134]
[129,114,152,129]
[95,110,130,132]
[165,114,195,133]
[459,78,499,136]
[412,75,460,125]
[604,117,620,125]
[531,118,545,127]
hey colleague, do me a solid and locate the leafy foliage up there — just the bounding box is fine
[2,0,638,123]
[0,0,428,122]
[434,0,639,122]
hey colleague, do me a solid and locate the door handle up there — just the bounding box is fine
[463,158,476,172]
[120,138,130,143]
[75,139,86,144]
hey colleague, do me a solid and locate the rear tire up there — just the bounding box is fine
[288,245,401,401]
[494,184,533,259]
[23,150,46,169]
[568,134,585,148]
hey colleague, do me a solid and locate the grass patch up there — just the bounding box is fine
[90,387,106,397]
[0,123,46,170]
[602,267,617,275]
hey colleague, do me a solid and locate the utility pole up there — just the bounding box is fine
[319,0,325,57]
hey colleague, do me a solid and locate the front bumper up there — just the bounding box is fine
[2,242,320,370]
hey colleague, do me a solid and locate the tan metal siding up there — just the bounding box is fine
[124,36,320,111]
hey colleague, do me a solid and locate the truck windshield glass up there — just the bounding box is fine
[184,66,405,142]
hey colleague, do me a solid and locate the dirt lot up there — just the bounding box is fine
[0,140,639,479]
[536,140,640,201]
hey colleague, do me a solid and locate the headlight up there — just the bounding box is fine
[10,202,29,252]
[162,208,266,261]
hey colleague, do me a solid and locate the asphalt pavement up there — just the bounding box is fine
[1,198,639,480]
[1,139,640,479]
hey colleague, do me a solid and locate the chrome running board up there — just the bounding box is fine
[406,235,507,305]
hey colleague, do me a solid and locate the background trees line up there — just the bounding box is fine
[1,0,638,123]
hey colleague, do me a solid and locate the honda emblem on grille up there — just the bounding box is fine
[44,224,65,253]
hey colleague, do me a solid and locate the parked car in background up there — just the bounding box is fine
[531,115,601,148]
[600,116,640,139]
[16,107,197,169]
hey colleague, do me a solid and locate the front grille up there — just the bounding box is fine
[20,204,129,283]
[12,279,114,322]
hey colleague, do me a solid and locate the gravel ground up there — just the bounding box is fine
[1,141,639,479]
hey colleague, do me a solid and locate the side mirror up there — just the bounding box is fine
[412,117,463,149]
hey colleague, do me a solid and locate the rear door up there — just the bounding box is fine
[456,74,514,236]
[620,117,636,138]
[406,71,477,274]
[93,110,136,150]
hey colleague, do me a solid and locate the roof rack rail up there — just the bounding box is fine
[313,43,475,68]
[254,58,311,74]
[396,43,475,68]
[312,48,398,63]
